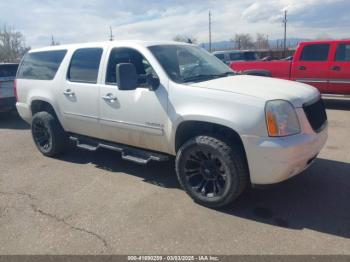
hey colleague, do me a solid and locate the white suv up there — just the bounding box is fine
[16,41,328,207]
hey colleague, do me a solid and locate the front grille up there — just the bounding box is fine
[303,98,327,132]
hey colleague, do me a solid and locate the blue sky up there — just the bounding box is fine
[0,0,349,48]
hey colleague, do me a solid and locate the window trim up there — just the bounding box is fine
[299,44,330,62]
[67,47,103,84]
[16,49,67,81]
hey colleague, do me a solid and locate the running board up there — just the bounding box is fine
[69,135,169,165]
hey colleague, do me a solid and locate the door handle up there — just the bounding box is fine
[63,89,75,96]
[298,66,306,70]
[331,65,341,71]
[102,93,117,102]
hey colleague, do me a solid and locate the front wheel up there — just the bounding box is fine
[31,111,68,157]
[175,136,248,208]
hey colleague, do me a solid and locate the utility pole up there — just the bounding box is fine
[209,10,212,52]
[266,34,269,49]
[109,26,114,41]
[283,10,287,57]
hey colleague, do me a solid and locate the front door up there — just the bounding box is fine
[99,47,169,153]
[291,43,331,93]
[59,47,104,138]
[329,42,350,95]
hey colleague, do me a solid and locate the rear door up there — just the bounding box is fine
[58,47,104,138]
[291,43,331,93]
[329,41,350,95]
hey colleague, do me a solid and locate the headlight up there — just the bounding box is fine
[265,100,300,137]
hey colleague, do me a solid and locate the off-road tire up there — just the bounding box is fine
[31,111,68,157]
[175,135,248,208]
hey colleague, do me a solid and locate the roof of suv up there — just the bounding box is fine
[29,40,193,53]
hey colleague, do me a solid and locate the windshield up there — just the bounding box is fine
[149,45,234,83]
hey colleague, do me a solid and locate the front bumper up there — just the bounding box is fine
[242,110,328,185]
[0,97,16,112]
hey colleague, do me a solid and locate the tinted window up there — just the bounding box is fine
[229,53,243,61]
[335,43,350,61]
[17,50,67,80]
[300,44,330,61]
[68,48,103,83]
[106,48,156,86]
[243,52,259,61]
[0,64,18,78]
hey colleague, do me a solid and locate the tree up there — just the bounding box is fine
[255,33,269,50]
[0,24,30,62]
[232,34,255,50]
[173,35,197,44]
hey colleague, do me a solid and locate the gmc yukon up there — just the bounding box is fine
[16,41,328,207]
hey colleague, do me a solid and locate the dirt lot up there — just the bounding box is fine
[0,99,349,255]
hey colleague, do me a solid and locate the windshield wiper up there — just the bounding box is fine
[183,74,219,83]
[183,71,235,83]
[219,71,235,76]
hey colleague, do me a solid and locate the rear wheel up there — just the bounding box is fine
[31,111,68,157]
[175,136,248,208]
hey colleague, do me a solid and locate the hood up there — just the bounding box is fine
[188,75,320,108]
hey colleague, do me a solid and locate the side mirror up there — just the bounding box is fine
[116,63,138,90]
[146,74,160,91]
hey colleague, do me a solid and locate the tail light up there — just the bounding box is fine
[14,79,18,101]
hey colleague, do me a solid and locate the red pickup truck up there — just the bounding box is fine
[230,40,350,95]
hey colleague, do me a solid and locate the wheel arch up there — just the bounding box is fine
[31,99,59,118]
[174,120,247,163]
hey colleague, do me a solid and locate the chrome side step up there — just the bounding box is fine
[69,135,169,165]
